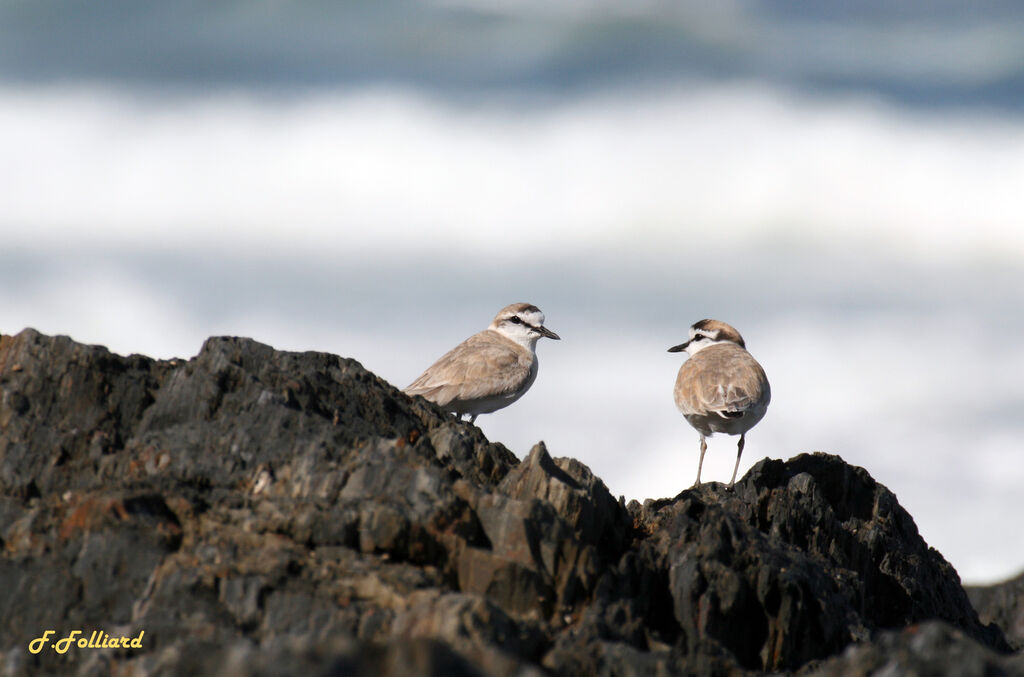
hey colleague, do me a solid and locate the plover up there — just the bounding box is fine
[404,303,560,423]
[669,319,770,488]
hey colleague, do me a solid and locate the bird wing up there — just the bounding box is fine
[676,344,769,416]
[404,331,533,406]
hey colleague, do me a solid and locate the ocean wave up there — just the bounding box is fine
[1,82,1023,263]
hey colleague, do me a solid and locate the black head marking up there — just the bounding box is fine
[505,314,543,333]
[692,319,715,331]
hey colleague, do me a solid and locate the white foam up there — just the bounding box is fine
[2,83,1023,261]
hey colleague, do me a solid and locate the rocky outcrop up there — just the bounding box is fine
[968,570,1024,651]
[802,620,1024,676]
[0,328,1019,676]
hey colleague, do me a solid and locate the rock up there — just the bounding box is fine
[143,636,500,677]
[624,454,1010,671]
[802,620,1021,677]
[967,570,1024,650]
[498,443,629,560]
[457,443,626,621]
[0,328,1019,676]
[391,592,547,677]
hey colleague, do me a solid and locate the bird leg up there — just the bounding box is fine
[469,414,478,424]
[728,434,745,489]
[693,434,707,487]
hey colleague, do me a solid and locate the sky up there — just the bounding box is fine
[1,1,1022,585]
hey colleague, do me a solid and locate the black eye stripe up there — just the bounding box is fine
[507,316,544,332]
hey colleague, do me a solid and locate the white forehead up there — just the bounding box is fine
[518,308,545,325]
[690,325,718,338]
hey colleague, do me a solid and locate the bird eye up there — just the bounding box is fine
[509,316,522,324]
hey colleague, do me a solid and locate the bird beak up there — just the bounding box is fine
[667,341,689,353]
[539,326,561,340]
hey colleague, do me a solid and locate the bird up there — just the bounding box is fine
[668,319,770,489]
[403,303,560,423]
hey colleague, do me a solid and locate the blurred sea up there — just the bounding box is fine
[1,0,1022,584]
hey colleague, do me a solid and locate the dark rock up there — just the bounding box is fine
[143,636,498,677]
[0,329,170,497]
[391,592,547,676]
[624,454,1011,671]
[967,570,1024,651]
[802,620,1023,677]
[498,443,629,560]
[0,328,1019,676]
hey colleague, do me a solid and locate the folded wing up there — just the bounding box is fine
[676,344,770,417]
[404,332,533,406]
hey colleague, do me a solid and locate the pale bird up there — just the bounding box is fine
[404,303,560,423]
[669,319,770,489]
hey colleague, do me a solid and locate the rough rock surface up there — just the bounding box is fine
[801,620,1024,677]
[967,570,1024,651]
[0,328,1019,676]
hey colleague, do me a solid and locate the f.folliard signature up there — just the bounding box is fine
[29,630,145,654]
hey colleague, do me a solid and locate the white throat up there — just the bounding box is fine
[493,325,540,352]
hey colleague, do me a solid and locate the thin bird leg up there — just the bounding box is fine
[693,435,707,487]
[469,414,478,424]
[728,434,745,489]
